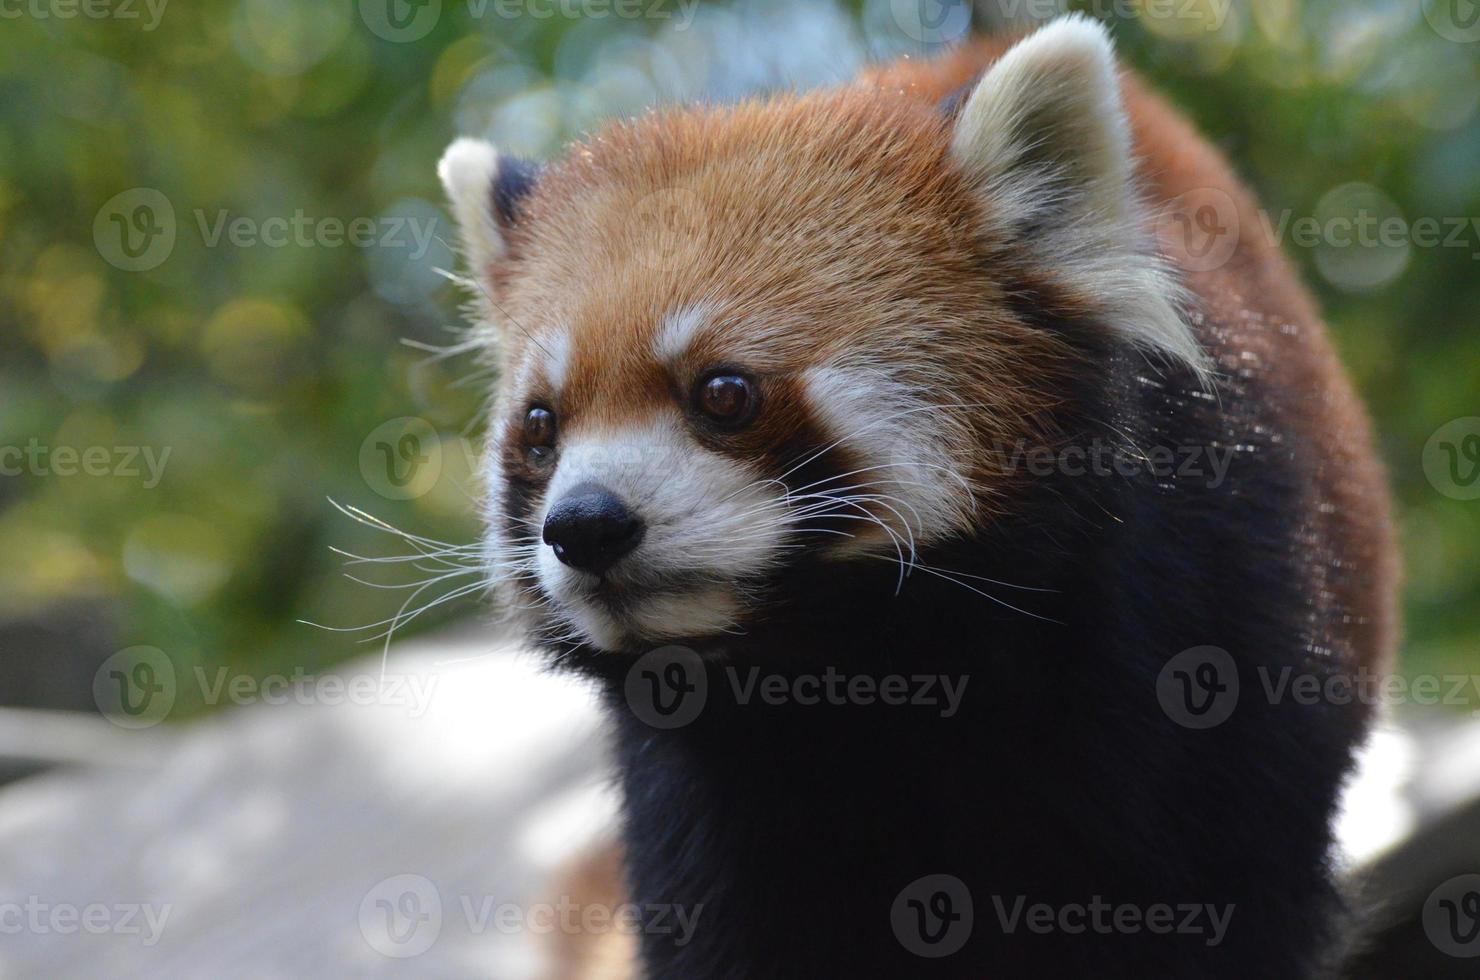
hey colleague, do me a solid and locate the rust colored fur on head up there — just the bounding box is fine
[481,38,1394,675]
[491,88,1074,509]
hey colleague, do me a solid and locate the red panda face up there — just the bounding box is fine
[441,17,1207,653]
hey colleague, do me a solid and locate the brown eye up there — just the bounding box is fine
[523,406,557,452]
[696,373,756,426]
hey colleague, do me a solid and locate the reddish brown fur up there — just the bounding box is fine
[865,39,1398,675]
[517,38,1397,979]
[492,88,1075,503]
[493,39,1396,677]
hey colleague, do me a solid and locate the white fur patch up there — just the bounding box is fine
[950,15,1210,378]
[802,363,975,555]
[533,415,784,650]
[540,328,572,392]
[654,304,712,363]
[438,136,504,280]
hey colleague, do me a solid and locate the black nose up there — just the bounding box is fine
[542,482,645,574]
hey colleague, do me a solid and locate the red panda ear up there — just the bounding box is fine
[437,137,541,284]
[950,15,1210,378]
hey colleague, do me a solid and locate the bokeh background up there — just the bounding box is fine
[1,0,1477,720]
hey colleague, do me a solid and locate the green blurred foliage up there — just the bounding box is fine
[0,0,1475,715]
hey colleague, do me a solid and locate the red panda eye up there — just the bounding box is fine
[523,407,557,450]
[696,374,756,426]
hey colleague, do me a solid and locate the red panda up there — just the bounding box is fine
[439,15,1396,978]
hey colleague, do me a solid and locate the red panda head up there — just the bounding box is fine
[440,16,1206,653]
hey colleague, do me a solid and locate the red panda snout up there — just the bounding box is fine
[541,482,645,574]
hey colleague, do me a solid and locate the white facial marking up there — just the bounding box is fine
[653,303,712,363]
[540,328,572,392]
[802,363,975,555]
[534,414,784,650]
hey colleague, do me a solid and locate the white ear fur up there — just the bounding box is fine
[950,15,1209,377]
[438,136,505,279]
